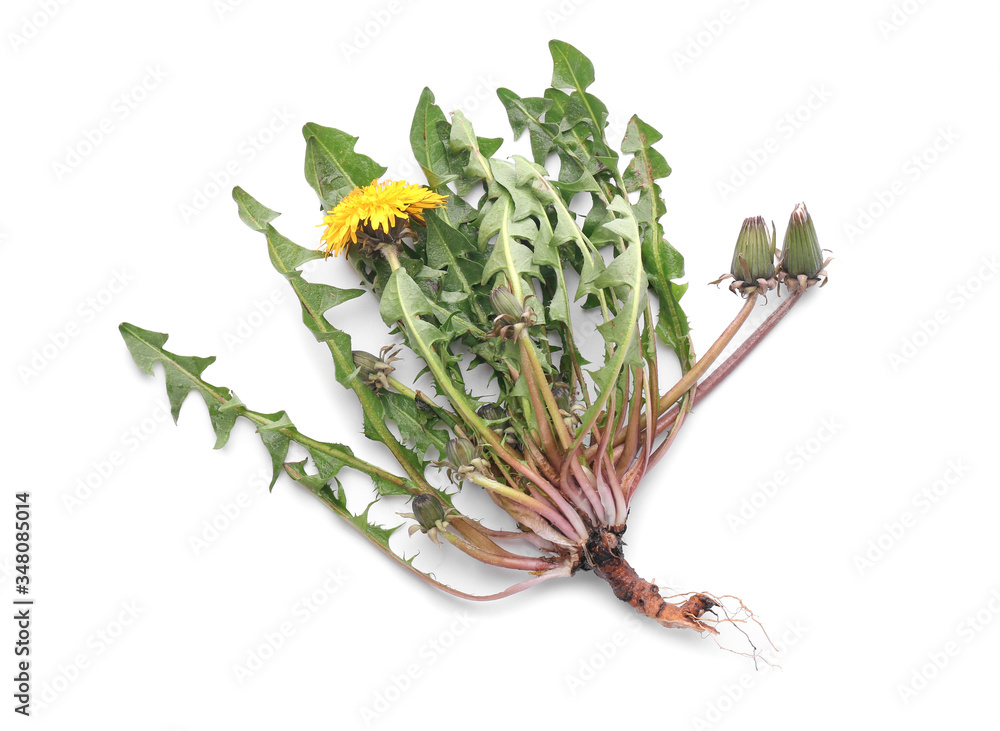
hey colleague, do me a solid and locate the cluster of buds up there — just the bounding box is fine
[432,436,491,484]
[713,203,829,297]
[398,494,455,548]
[487,285,538,339]
[351,346,402,391]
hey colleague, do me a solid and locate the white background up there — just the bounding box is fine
[4,0,999,728]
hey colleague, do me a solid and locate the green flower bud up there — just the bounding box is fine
[411,494,445,531]
[352,350,388,390]
[446,437,476,468]
[490,286,525,321]
[731,216,776,283]
[351,346,401,390]
[551,385,572,412]
[779,202,830,291]
[781,203,823,278]
[476,403,508,423]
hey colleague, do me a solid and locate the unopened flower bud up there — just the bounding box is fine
[731,216,776,282]
[551,385,572,412]
[351,346,401,391]
[712,216,778,296]
[446,437,476,468]
[490,286,525,322]
[780,202,830,291]
[411,494,445,531]
[353,350,388,390]
[477,403,508,423]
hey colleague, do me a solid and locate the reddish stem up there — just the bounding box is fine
[652,290,804,439]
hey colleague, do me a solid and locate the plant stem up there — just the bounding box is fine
[517,337,563,468]
[655,293,759,413]
[603,292,761,458]
[652,289,804,439]
[443,532,555,572]
[469,473,583,543]
[519,333,573,449]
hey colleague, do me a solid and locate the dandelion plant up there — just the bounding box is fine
[120,40,829,637]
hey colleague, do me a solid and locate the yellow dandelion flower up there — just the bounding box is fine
[318,179,448,258]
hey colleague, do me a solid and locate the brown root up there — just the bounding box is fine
[585,528,719,634]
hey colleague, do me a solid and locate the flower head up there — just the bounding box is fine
[318,179,447,258]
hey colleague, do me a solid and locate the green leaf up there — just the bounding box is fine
[479,192,541,300]
[284,460,404,546]
[293,276,365,340]
[622,115,671,186]
[120,322,396,490]
[232,187,279,232]
[371,473,416,498]
[548,41,614,164]
[383,391,450,459]
[424,209,485,305]
[308,441,357,482]
[120,323,237,447]
[654,282,693,362]
[254,410,293,488]
[379,268,448,348]
[410,88,458,189]
[617,115,691,366]
[596,196,641,247]
[302,123,386,209]
[549,39,595,91]
[593,235,642,289]
[449,109,501,192]
[264,223,323,273]
[496,88,557,165]
[490,159,546,223]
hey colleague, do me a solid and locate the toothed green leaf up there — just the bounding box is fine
[119,323,403,491]
[233,186,280,232]
[120,323,238,448]
[254,411,292,488]
[449,109,502,192]
[380,268,449,348]
[619,114,691,366]
[302,123,386,209]
[383,391,450,459]
[496,88,557,165]
[479,191,542,296]
[549,39,595,91]
[423,209,487,321]
[410,88,459,189]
